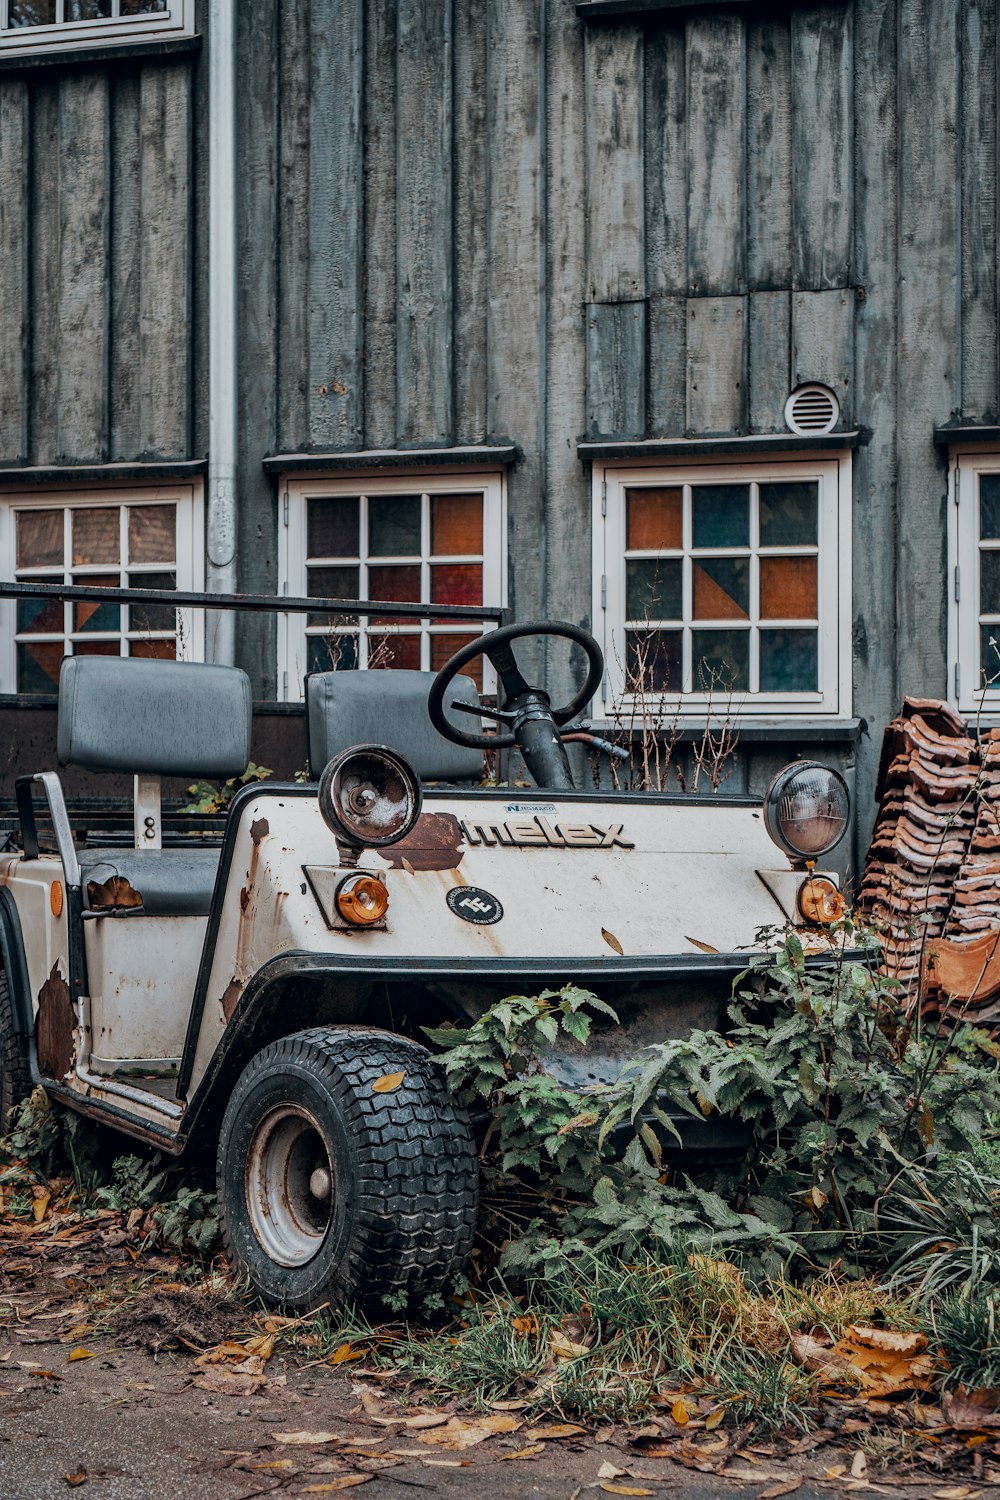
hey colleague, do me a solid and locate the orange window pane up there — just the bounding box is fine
[431,633,483,690]
[693,557,750,620]
[431,495,483,555]
[760,556,818,620]
[73,508,119,566]
[369,564,422,625]
[128,505,176,565]
[431,563,481,607]
[130,639,177,661]
[74,576,119,633]
[17,510,63,569]
[626,488,682,550]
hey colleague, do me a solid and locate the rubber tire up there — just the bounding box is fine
[0,967,31,1133]
[217,1028,479,1313]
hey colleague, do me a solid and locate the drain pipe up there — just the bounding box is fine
[206,0,237,664]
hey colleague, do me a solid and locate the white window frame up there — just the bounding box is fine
[0,0,193,56]
[949,448,1000,716]
[0,482,204,694]
[278,470,508,703]
[594,453,852,722]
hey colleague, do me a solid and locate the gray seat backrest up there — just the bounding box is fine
[306,670,483,782]
[58,656,252,778]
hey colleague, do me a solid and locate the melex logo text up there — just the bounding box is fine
[460,815,634,849]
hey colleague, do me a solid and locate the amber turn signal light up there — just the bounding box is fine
[797,875,844,926]
[335,872,389,927]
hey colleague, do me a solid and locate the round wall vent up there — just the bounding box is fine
[784,384,840,436]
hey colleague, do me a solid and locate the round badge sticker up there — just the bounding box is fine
[446,885,504,926]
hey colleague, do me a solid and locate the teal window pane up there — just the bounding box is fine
[626,558,682,621]
[981,625,1000,688]
[625,629,681,693]
[759,483,818,547]
[981,475,1000,540]
[692,485,749,548]
[692,556,750,619]
[308,634,359,674]
[369,495,421,556]
[981,551,1000,614]
[692,628,749,692]
[17,583,62,635]
[760,629,818,692]
[17,642,63,694]
[307,498,359,560]
[128,571,176,633]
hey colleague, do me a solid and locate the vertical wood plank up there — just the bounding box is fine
[748,290,791,432]
[686,13,745,295]
[277,0,312,451]
[791,288,853,415]
[138,67,191,457]
[0,81,29,462]
[960,0,997,419]
[396,0,453,443]
[453,0,488,444]
[30,82,60,466]
[109,72,141,459]
[57,74,110,462]
[686,295,745,433]
[896,0,959,697]
[309,0,363,447]
[791,4,853,290]
[361,0,397,448]
[746,17,791,289]
[586,301,647,436]
[189,0,210,458]
[648,294,687,435]
[645,22,686,433]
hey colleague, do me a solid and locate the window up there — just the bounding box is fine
[0,485,203,695]
[279,473,506,700]
[950,451,1000,713]
[0,0,193,56]
[596,457,851,719]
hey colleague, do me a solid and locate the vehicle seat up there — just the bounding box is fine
[305,670,484,782]
[58,656,253,917]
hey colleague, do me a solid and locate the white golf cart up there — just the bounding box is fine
[0,593,850,1311]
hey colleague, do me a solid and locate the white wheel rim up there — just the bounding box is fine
[245,1105,334,1267]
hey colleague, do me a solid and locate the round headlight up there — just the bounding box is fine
[763,761,850,861]
[318,745,422,849]
[335,872,390,926]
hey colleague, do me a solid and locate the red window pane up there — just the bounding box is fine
[130,640,177,661]
[369,564,422,625]
[431,634,483,690]
[431,495,483,555]
[369,635,421,670]
[431,563,481,607]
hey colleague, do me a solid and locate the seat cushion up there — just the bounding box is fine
[306,669,484,782]
[81,849,221,917]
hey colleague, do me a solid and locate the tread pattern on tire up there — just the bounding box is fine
[218,1026,478,1304]
[0,966,31,1131]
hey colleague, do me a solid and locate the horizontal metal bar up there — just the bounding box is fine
[0,579,504,623]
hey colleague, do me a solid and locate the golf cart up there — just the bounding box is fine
[0,593,850,1311]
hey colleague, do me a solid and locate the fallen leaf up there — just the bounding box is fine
[63,1472,87,1488]
[273,1431,341,1446]
[524,1424,587,1441]
[598,1461,627,1479]
[757,1483,801,1499]
[511,1315,538,1338]
[29,1369,62,1380]
[32,1190,50,1223]
[415,1414,520,1450]
[500,1445,545,1461]
[932,1489,979,1499]
[548,1329,590,1360]
[705,1408,725,1431]
[245,1460,296,1471]
[191,1368,263,1397]
[685,936,720,954]
[331,1343,366,1365]
[400,857,415,876]
[601,927,625,956]
[368,1413,450,1431]
[66,1348,95,1363]
[942,1387,1000,1430]
[600,1487,653,1498]
[792,1326,936,1397]
[299,1482,371,1495]
[672,1399,690,1426]
[371,1072,405,1093]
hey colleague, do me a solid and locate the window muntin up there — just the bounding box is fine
[279,473,506,700]
[0,486,203,695]
[950,453,1000,711]
[598,458,850,718]
[0,0,191,54]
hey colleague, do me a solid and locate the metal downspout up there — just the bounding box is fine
[206,0,237,664]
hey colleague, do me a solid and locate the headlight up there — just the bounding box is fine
[335,872,390,926]
[318,744,422,849]
[763,761,849,861]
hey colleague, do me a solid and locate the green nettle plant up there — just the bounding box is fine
[427,922,1000,1282]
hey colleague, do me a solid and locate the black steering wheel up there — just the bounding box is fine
[427,620,604,750]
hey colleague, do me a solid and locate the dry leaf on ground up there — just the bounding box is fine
[499,1444,545,1461]
[272,1431,342,1446]
[191,1367,263,1397]
[524,1424,587,1440]
[792,1325,936,1396]
[413,1414,521,1450]
[63,1471,87,1488]
[600,1486,653,1498]
[942,1387,1000,1430]
[299,1480,372,1495]
[66,1348,94,1362]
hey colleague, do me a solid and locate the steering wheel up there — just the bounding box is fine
[427,620,604,750]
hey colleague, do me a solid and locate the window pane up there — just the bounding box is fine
[982,550,1000,615]
[308,634,359,674]
[692,557,750,620]
[16,509,63,568]
[431,563,481,606]
[306,565,360,628]
[759,482,818,547]
[9,1,56,25]
[981,476,1000,540]
[74,577,119,633]
[130,639,176,660]
[65,1,112,18]
[128,504,175,564]
[17,642,63,694]
[981,625,1000,688]
[626,558,682,620]
[368,495,421,556]
[626,488,682,550]
[760,629,818,692]
[17,583,62,635]
[120,0,168,12]
[74,640,120,658]
[692,629,749,692]
[692,485,749,548]
[431,495,483,555]
[369,563,422,624]
[128,571,176,633]
[625,629,682,693]
[307,497,359,559]
[370,635,421,671]
[760,556,818,619]
[431,633,484,690]
[73,507,119,566]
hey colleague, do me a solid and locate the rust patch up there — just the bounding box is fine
[87,875,143,911]
[381,812,464,871]
[250,817,270,846]
[36,963,75,1079]
[240,886,251,914]
[221,977,244,1022]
